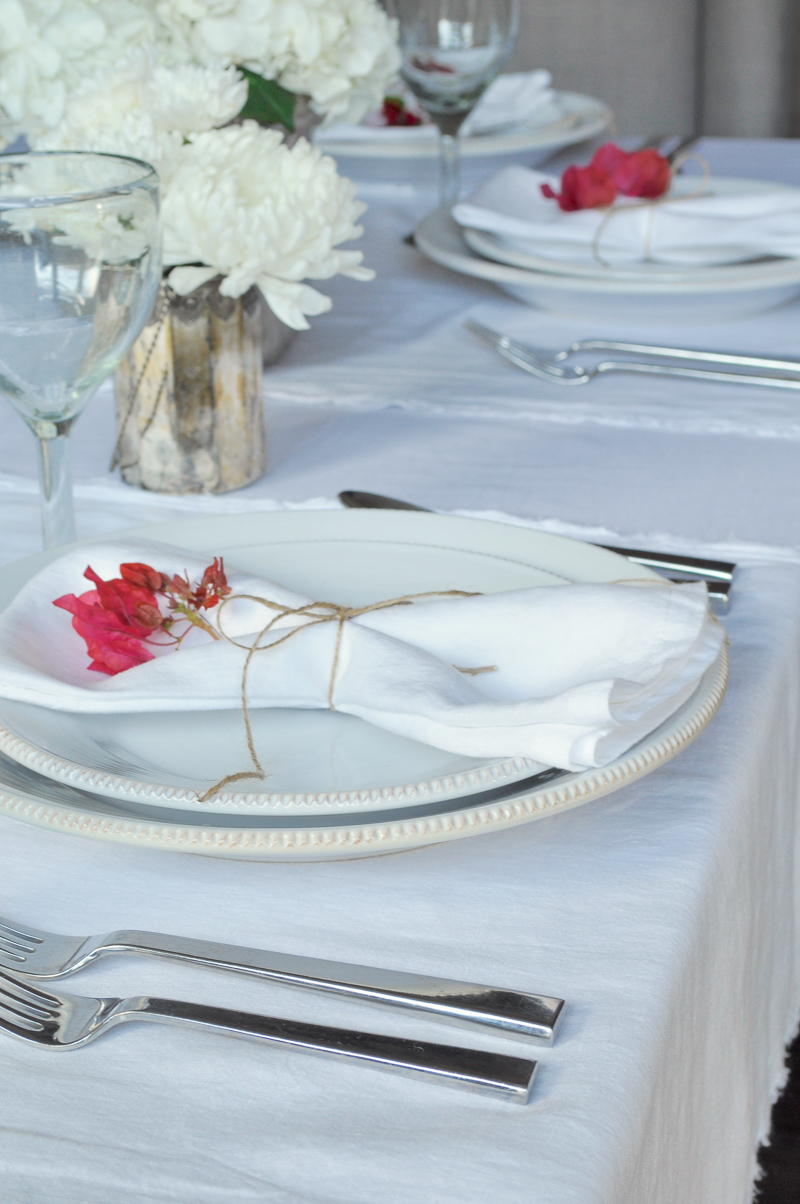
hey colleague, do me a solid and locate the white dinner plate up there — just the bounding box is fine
[315,91,611,159]
[0,509,652,815]
[415,208,800,324]
[461,178,799,281]
[0,510,728,860]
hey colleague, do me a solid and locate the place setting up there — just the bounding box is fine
[2,0,800,1197]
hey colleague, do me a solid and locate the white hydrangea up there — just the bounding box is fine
[156,0,400,124]
[0,0,171,136]
[37,51,247,182]
[164,122,374,328]
[1,0,398,135]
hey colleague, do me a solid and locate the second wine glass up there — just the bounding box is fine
[388,0,519,207]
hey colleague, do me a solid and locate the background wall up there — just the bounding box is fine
[507,0,799,136]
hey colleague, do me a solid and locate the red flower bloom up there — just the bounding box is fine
[541,163,617,212]
[120,562,170,592]
[195,557,231,610]
[54,557,231,676]
[592,143,671,199]
[382,96,422,127]
[53,589,156,675]
[541,142,671,211]
[83,565,160,635]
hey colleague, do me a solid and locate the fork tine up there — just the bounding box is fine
[0,1004,46,1035]
[0,973,57,1032]
[0,969,61,1009]
[0,934,38,957]
[0,920,44,944]
[0,991,50,1026]
[0,944,28,963]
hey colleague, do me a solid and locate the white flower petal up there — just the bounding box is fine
[167,264,219,294]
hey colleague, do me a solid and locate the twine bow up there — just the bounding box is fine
[198,588,482,802]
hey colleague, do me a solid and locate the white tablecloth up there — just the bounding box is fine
[2,139,800,1204]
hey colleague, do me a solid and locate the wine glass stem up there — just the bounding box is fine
[439,132,461,208]
[36,423,76,548]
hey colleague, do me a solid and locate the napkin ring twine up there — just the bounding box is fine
[199,589,480,802]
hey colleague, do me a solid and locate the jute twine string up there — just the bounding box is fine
[591,154,712,268]
[198,588,480,802]
[196,576,717,803]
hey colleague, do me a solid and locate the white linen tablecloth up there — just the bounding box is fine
[2,139,800,1204]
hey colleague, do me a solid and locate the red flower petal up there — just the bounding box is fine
[120,562,169,592]
[541,143,671,212]
[54,587,155,676]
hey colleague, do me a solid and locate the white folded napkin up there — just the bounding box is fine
[318,72,560,143]
[453,164,800,267]
[0,540,724,771]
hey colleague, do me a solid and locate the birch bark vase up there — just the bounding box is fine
[113,279,291,494]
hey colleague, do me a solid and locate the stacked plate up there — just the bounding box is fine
[316,91,611,161]
[0,510,727,861]
[416,178,800,323]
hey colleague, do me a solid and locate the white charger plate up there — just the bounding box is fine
[0,510,728,860]
[315,91,611,159]
[461,178,799,281]
[416,208,800,324]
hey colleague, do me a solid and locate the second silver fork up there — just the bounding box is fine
[465,320,800,392]
[0,967,537,1101]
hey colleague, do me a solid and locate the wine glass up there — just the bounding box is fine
[387,0,519,207]
[0,152,161,548]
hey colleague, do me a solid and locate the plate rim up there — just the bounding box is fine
[417,209,800,296]
[0,648,729,860]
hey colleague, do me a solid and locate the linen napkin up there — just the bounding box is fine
[0,540,724,771]
[318,72,560,143]
[452,164,800,267]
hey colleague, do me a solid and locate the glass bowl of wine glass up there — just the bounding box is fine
[0,151,161,548]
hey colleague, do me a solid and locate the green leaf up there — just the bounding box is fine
[237,67,296,132]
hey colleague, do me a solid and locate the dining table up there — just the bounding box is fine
[2,135,800,1204]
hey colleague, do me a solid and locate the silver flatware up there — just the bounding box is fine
[0,967,536,1101]
[338,491,735,611]
[465,319,800,394]
[551,337,800,377]
[0,916,563,1044]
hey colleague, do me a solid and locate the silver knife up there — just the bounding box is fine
[337,490,734,610]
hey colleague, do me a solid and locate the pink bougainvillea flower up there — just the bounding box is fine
[53,557,231,676]
[593,143,671,199]
[541,142,671,211]
[82,565,161,635]
[541,162,618,212]
[53,588,157,675]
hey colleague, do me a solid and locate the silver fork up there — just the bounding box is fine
[465,320,800,392]
[0,917,564,1044]
[0,967,536,1101]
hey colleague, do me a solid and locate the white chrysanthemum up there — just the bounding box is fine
[157,0,400,123]
[163,122,373,329]
[36,51,247,182]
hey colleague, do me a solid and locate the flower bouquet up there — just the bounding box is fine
[0,0,400,492]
